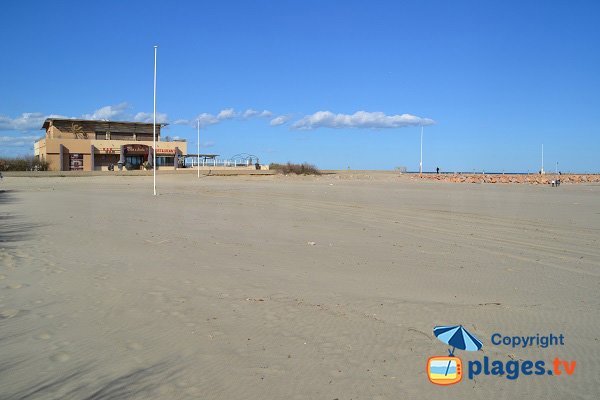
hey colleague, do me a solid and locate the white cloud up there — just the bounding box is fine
[0,113,48,131]
[270,115,291,126]
[176,108,274,128]
[0,113,72,131]
[0,103,172,137]
[81,102,129,120]
[192,109,234,128]
[133,111,169,124]
[242,109,272,118]
[193,108,239,128]
[291,111,435,130]
[196,112,219,127]
[217,108,236,120]
[242,109,258,118]
[0,135,41,147]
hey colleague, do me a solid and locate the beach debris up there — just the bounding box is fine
[307,241,316,246]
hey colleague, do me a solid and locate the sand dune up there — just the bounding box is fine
[0,173,598,399]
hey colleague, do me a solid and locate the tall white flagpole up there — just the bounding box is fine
[419,125,423,176]
[197,119,200,178]
[153,45,158,195]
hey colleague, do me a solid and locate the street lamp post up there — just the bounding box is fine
[419,126,423,176]
[153,45,158,195]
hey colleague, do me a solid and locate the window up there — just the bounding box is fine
[111,132,134,140]
[156,156,174,166]
[95,132,107,140]
[125,156,143,166]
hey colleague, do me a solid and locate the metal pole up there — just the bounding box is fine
[419,126,423,176]
[541,143,544,174]
[153,45,158,195]
[197,119,200,178]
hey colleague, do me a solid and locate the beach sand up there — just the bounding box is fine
[1,172,598,399]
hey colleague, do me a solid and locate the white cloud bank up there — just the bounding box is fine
[0,113,68,131]
[0,103,171,133]
[2,106,435,140]
[0,134,42,147]
[291,111,435,130]
[243,109,272,118]
[176,108,274,128]
[81,102,129,120]
[133,111,169,124]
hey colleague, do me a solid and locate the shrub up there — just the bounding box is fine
[269,162,321,175]
[0,156,50,171]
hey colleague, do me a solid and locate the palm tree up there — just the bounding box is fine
[71,122,88,139]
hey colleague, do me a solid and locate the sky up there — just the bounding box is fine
[1,0,599,172]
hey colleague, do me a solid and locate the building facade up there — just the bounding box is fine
[35,119,187,171]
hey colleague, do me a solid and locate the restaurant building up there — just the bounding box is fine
[34,118,187,171]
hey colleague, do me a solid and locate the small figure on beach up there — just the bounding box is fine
[436,167,440,174]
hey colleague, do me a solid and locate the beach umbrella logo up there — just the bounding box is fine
[427,325,483,385]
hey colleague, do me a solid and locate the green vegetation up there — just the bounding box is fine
[269,162,321,175]
[0,156,50,171]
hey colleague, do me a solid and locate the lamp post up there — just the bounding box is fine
[541,143,544,175]
[153,45,158,195]
[197,119,200,178]
[419,125,423,176]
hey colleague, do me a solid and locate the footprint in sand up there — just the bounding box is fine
[184,387,201,396]
[0,308,20,319]
[127,342,143,350]
[36,332,52,340]
[50,352,71,362]
[6,283,24,289]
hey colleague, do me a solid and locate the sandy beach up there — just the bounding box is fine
[1,172,598,399]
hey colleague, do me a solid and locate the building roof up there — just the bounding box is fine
[42,118,169,130]
[182,154,220,158]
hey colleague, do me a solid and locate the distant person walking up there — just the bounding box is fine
[436,167,440,174]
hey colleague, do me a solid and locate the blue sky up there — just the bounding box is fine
[1,0,599,172]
